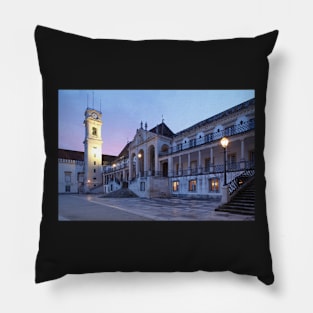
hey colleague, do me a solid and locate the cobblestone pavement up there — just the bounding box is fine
[59,194,254,221]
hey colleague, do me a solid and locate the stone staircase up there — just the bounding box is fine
[88,184,104,194]
[101,187,138,198]
[216,178,255,215]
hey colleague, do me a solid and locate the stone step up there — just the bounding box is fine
[216,207,255,215]
[231,199,255,205]
[101,188,138,198]
[216,176,255,216]
[223,202,254,209]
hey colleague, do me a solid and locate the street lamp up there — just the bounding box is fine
[220,137,229,186]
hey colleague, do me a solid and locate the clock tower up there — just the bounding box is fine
[83,108,103,192]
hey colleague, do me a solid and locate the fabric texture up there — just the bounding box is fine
[35,25,278,284]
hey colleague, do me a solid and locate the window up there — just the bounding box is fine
[140,182,145,191]
[64,172,71,183]
[65,185,71,192]
[205,133,212,143]
[205,158,212,171]
[176,163,179,175]
[189,179,197,192]
[94,161,96,165]
[190,139,196,148]
[78,173,84,182]
[92,127,97,136]
[93,177,97,180]
[172,181,179,192]
[93,169,96,173]
[228,153,237,170]
[209,178,219,192]
[190,161,197,174]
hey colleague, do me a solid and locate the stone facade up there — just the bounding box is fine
[83,108,103,192]
[103,98,255,199]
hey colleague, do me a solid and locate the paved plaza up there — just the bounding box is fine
[58,194,254,221]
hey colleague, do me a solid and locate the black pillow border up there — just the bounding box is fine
[35,26,278,285]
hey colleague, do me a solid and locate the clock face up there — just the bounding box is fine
[91,112,98,119]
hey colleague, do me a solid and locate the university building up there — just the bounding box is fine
[59,98,255,200]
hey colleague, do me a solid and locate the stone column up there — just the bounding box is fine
[198,150,202,174]
[129,157,132,180]
[168,156,173,177]
[210,148,214,172]
[136,153,139,177]
[155,142,159,175]
[144,147,148,177]
[178,155,182,176]
[240,139,245,169]
[187,153,191,175]
[221,185,230,204]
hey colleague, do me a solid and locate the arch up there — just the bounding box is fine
[130,152,136,179]
[182,137,189,150]
[148,144,156,175]
[138,149,145,177]
[213,124,224,140]
[196,132,205,145]
[235,115,249,133]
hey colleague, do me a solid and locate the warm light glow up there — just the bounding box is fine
[87,180,90,183]
[220,137,229,148]
[112,164,116,168]
[138,153,142,158]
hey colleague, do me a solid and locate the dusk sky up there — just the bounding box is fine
[58,90,255,156]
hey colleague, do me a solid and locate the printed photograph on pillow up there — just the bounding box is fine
[58,89,256,221]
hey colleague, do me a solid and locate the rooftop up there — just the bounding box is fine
[175,98,255,137]
[58,148,116,163]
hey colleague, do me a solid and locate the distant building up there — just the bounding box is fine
[58,108,115,194]
[59,98,255,199]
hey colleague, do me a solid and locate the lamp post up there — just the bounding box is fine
[220,137,229,186]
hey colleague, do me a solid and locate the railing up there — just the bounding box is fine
[106,177,121,186]
[228,169,255,196]
[160,119,254,156]
[103,162,129,173]
[171,161,254,177]
[127,162,255,182]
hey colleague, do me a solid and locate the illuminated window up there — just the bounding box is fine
[92,127,97,136]
[172,181,179,192]
[188,179,197,192]
[209,178,219,192]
